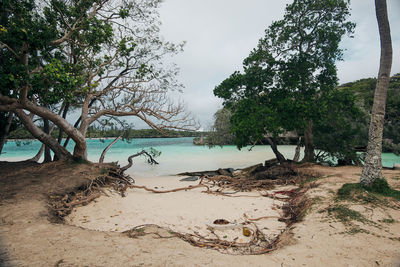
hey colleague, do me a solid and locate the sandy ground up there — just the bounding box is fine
[1,161,400,266]
[66,176,288,244]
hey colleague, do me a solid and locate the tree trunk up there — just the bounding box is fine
[19,99,87,159]
[99,134,122,164]
[302,120,315,162]
[29,144,45,162]
[293,137,301,162]
[0,111,13,156]
[265,137,286,163]
[14,109,72,160]
[30,123,56,162]
[43,118,52,163]
[63,98,96,158]
[54,102,70,161]
[360,0,392,186]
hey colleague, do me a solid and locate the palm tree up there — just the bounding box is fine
[360,0,392,186]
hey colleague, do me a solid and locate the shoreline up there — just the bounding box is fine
[0,161,400,265]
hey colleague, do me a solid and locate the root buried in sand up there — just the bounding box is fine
[53,163,316,254]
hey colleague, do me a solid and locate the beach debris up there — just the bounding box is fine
[50,161,317,255]
[213,219,230,225]
[120,149,159,173]
[217,168,233,176]
[273,189,295,197]
[179,176,199,182]
[177,168,236,177]
[242,227,251,237]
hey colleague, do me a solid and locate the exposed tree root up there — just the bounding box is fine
[122,186,312,255]
[123,223,281,255]
[127,183,210,193]
[49,160,317,254]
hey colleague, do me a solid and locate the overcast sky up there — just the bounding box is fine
[157,0,400,130]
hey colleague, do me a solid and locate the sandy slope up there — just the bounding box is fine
[1,161,400,267]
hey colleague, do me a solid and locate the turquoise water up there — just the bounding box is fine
[1,137,399,177]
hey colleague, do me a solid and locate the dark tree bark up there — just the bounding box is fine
[302,121,315,162]
[14,109,72,160]
[30,123,56,162]
[360,0,392,186]
[0,111,13,156]
[54,102,70,161]
[120,150,159,173]
[43,118,52,163]
[265,137,286,163]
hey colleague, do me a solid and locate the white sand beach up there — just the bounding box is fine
[66,175,288,245]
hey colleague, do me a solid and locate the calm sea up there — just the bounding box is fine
[1,137,399,177]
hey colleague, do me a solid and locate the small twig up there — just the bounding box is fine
[243,213,280,221]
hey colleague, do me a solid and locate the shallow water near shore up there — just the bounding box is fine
[2,137,399,177]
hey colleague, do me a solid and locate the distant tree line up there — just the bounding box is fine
[7,125,203,140]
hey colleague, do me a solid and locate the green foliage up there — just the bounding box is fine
[205,108,235,147]
[148,147,161,158]
[381,218,395,224]
[313,88,365,164]
[327,204,367,224]
[339,74,400,155]
[338,179,400,201]
[1,0,191,159]
[214,0,355,161]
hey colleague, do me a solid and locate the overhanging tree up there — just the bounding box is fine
[214,0,355,162]
[0,0,197,160]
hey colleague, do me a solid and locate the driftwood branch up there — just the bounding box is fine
[120,149,159,173]
[127,183,209,194]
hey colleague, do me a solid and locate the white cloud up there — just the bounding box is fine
[159,0,400,128]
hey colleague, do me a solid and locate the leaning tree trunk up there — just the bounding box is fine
[54,102,70,161]
[360,0,392,186]
[99,134,123,164]
[265,137,286,163]
[302,120,315,162]
[0,111,13,156]
[14,109,72,160]
[29,144,45,162]
[30,123,56,162]
[43,118,52,163]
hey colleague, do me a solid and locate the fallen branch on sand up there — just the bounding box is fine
[124,222,280,255]
[49,160,316,254]
[127,183,210,193]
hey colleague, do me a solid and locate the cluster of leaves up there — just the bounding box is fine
[205,108,235,147]
[339,74,400,155]
[213,0,357,162]
[338,179,400,201]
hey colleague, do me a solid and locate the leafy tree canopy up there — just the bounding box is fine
[214,0,355,162]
